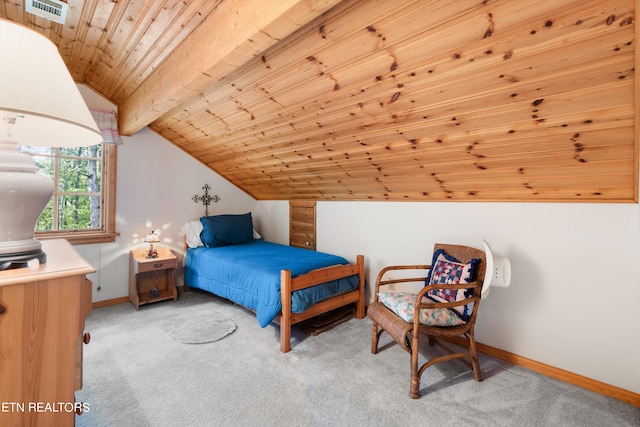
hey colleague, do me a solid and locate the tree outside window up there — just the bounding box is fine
[19,144,118,244]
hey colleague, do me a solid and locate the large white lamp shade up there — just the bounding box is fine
[481,240,512,299]
[0,18,103,266]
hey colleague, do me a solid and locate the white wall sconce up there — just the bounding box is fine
[481,239,512,299]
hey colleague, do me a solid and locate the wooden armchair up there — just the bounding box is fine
[368,243,487,398]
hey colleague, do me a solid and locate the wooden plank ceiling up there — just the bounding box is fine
[1,0,636,202]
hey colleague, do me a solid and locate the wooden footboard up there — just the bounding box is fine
[279,254,365,352]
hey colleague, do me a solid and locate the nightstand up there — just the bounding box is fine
[129,247,177,310]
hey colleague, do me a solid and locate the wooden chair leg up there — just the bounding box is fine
[469,336,483,382]
[409,329,421,399]
[427,334,436,346]
[371,321,380,354]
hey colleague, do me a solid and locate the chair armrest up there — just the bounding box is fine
[413,281,483,311]
[373,264,431,301]
[410,280,483,329]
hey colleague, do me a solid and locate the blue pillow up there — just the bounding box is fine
[199,213,254,247]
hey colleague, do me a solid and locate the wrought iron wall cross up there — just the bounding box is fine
[192,184,220,216]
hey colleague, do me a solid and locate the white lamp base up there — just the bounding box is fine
[0,139,53,261]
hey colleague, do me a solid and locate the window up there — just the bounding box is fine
[19,143,118,244]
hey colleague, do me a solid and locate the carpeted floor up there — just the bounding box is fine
[75,290,640,427]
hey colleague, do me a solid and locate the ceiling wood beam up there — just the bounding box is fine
[117,0,342,136]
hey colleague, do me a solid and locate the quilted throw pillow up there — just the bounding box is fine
[377,292,466,327]
[424,249,480,321]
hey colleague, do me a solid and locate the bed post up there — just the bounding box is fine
[356,255,365,319]
[280,269,292,353]
[183,237,191,292]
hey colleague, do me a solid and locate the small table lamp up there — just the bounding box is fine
[144,231,161,259]
[0,19,103,267]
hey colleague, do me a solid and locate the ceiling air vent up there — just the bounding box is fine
[25,0,69,25]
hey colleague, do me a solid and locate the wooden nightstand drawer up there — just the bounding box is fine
[137,257,177,273]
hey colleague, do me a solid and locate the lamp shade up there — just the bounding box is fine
[144,232,160,244]
[0,18,102,147]
[481,240,512,299]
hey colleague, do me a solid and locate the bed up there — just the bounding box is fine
[182,213,365,352]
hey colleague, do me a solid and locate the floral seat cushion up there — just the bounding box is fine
[377,291,466,326]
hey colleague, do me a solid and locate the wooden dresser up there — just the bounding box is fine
[0,239,94,427]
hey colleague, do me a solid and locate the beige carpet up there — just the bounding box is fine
[76,291,640,427]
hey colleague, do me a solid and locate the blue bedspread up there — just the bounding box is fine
[184,240,359,327]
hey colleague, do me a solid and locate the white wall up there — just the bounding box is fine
[257,200,640,394]
[74,86,256,302]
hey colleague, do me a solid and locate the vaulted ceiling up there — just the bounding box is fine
[1,0,637,202]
